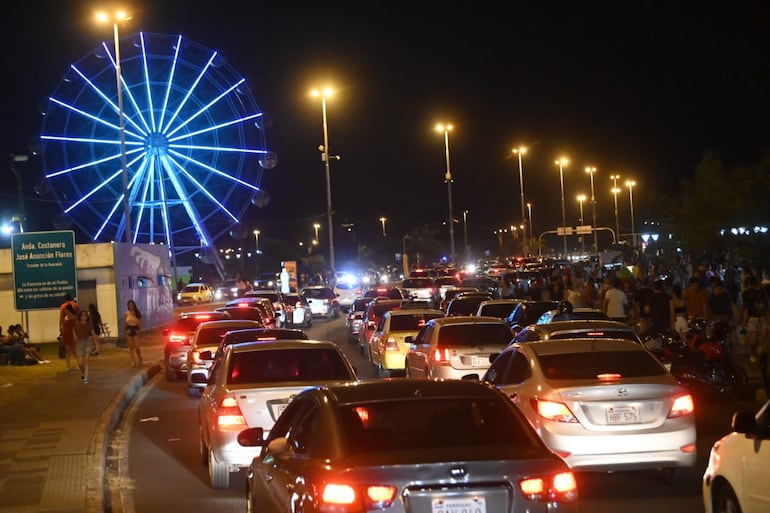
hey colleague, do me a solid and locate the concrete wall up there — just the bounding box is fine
[0,242,174,344]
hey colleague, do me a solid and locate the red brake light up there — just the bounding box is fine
[320,483,396,509]
[236,302,250,308]
[168,332,188,344]
[519,472,577,503]
[433,347,451,362]
[531,399,578,423]
[193,314,212,320]
[216,395,246,427]
[669,394,694,417]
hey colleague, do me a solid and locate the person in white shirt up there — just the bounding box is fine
[603,277,629,323]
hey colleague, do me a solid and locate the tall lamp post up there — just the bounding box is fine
[313,222,321,243]
[96,9,132,243]
[585,166,598,253]
[610,174,621,243]
[527,202,533,249]
[379,216,387,237]
[436,123,456,264]
[554,157,569,257]
[253,229,260,253]
[463,210,469,264]
[311,87,336,274]
[512,146,527,255]
[626,180,637,248]
[576,194,587,255]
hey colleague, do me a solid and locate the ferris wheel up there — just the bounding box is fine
[40,32,275,264]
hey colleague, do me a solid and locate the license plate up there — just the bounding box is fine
[270,402,288,420]
[432,497,486,513]
[606,406,640,424]
[293,309,304,322]
[471,356,489,367]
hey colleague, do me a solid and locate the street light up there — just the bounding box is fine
[379,216,387,237]
[554,156,569,257]
[463,210,469,264]
[585,165,598,254]
[610,174,621,243]
[435,123,456,264]
[577,194,587,255]
[527,202,533,251]
[512,146,528,255]
[96,9,132,243]
[313,222,321,242]
[253,229,260,253]
[626,180,637,248]
[311,86,336,275]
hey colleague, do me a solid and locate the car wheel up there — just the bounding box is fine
[208,447,229,488]
[165,366,177,382]
[712,482,741,513]
[188,387,202,398]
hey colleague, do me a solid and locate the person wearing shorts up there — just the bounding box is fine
[73,310,94,383]
[124,300,143,367]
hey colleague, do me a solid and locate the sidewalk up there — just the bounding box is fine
[0,329,164,513]
[0,326,765,513]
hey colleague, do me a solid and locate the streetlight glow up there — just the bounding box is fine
[512,146,528,255]
[379,216,387,237]
[610,174,621,243]
[585,165,598,253]
[253,229,260,253]
[96,8,132,243]
[436,122,456,264]
[554,157,569,256]
[577,194,587,255]
[311,86,337,274]
[626,180,637,247]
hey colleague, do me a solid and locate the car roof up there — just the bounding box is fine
[228,338,342,353]
[316,377,504,405]
[516,337,645,355]
[197,319,263,329]
[385,308,444,317]
[430,315,507,326]
[178,310,229,319]
[528,320,635,332]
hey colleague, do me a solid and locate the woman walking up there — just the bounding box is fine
[124,300,143,367]
[73,310,94,383]
[88,303,103,356]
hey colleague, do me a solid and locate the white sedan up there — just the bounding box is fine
[703,399,770,513]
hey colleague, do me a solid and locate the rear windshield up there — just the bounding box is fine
[390,313,443,331]
[478,303,518,318]
[175,314,224,330]
[402,279,433,288]
[352,299,371,312]
[373,303,401,316]
[303,288,334,299]
[537,350,666,380]
[447,298,487,316]
[549,330,640,343]
[437,323,512,346]
[340,397,545,460]
[227,348,353,384]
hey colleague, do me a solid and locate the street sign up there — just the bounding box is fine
[11,230,77,310]
[557,226,574,236]
[577,225,593,235]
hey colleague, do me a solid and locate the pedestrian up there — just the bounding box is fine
[88,303,103,356]
[73,310,94,383]
[59,293,79,370]
[603,277,629,323]
[124,299,143,367]
[670,283,689,339]
[644,279,672,335]
[740,275,769,364]
[683,276,708,321]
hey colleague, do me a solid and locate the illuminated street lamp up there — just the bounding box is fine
[96,9,132,243]
[610,174,621,243]
[435,123,456,264]
[577,194,587,255]
[585,166,598,253]
[253,229,260,253]
[512,146,528,255]
[554,156,569,256]
[626,180,637,248]
[463,210,470,263]
[527,202,533,246]
[379,216,387,237]
[311,86,337,274]
[313,222,321,242]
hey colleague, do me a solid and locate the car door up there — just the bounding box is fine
[406,324,434,378]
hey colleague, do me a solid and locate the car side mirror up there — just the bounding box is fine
[200,350,213,360]
[237,427,266,447]
[405,336,414,344]
[731,411,757,436]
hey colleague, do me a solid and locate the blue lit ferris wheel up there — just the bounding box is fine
[40,32,275,266]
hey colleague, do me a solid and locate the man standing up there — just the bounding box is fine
[603,277,629,323]
[741,275,769,364]
[683,277,708,321]
[644,280,672,335]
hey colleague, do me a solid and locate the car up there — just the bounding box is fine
[480,338,697,476]
[368,307,445,378]
[346,297,372,344]
[404,315,512,380]
[333,280,364,312]
[476,298,524,319]
[505,300,560,336]
[300,285,340,318]
[213,278,251,301]
[222,297,277,327]
[252,272,278,290]
[536,305,610,324]
[399,277,437,307]
[215,305,268,325]
[357,298,404,355]
[196,339,359,488]
[433,275,461,303]
[237,379,578,513]
[206,327,310,361]
[439,286,480,311]
[512,320,645,345]
[176,282,214,305]
[162,310,231,381]
[185,319,263,397]
[445,293,495,316]
[243,290,285,326]
[703,399,770,513]
[460,276,500,297]
[362,286,407,300]
[279,292,312,328]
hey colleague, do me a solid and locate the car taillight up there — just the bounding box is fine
[531,399,578,423]
[168,332,188,344]
[385,336,399,351]
[216,395,246,427]
[519,472,577,503]
[669,393,694,417]
[433,347,451,362]
[321,483,397,510]
[295,301,303,308]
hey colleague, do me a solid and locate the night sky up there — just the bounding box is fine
[2,1,769,260]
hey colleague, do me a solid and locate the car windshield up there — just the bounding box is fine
[182,285,202,292]
[372,303,401,317]
[196,327,237,347]
[389,313,443,331]
[227,348,352,384]
[340,397,544,458]
[537,350,666,380]
[479,303,518,318]
[437,323,512,346]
